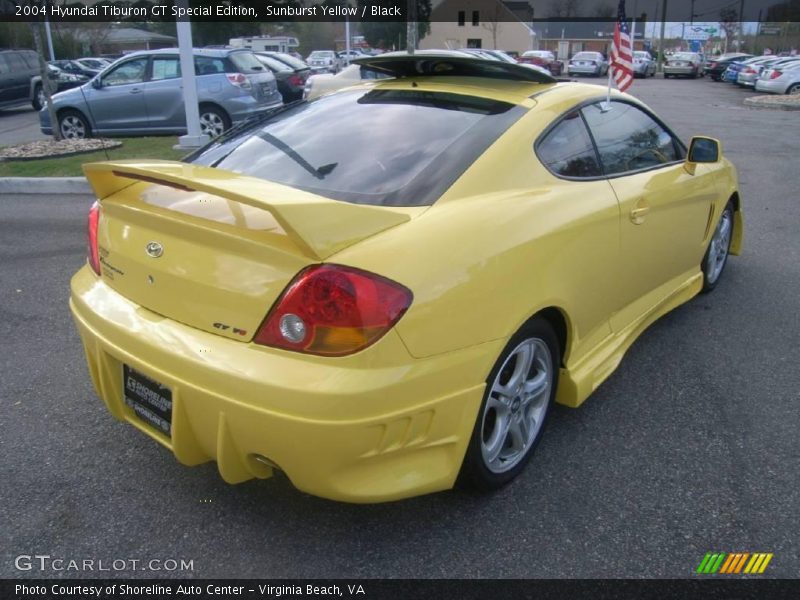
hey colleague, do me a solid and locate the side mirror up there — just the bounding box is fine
[685,136,721,175]
[688,136,721,163]
[91,77,102,89]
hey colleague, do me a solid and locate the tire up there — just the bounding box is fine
[58,109,91,139]
[664,73,670,79]
[198,105,231,138]
[32,83,45,111]
[458,317,560,490]
[786,83,800,95]
[701,202,734,293]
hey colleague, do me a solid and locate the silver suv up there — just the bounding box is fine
[40,48,282,139]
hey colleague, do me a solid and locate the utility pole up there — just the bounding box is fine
[658,0,667,72]
[175,0,209,149]
[690,0,695,24]
[406,0,417,54]
[737,0,745,51]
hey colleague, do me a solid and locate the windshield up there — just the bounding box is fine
[310,52,334,58]
[188,89,522,207]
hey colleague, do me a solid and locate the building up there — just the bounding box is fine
[420,0,535,54]
[531,21,647,60]
[228,35,299,53]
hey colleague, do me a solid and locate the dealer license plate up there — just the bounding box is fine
[123,365,172,436]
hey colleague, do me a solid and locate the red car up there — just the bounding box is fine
[518,50,563,76]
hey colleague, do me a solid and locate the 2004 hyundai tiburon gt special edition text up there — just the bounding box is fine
[70,55,743,503]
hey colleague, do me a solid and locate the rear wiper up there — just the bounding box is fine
[183,100,306,164]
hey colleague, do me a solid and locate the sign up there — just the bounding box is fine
[684,26,711,41]
[759,24,782,35]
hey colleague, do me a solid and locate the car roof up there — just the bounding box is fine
[120,47,250,59]
[353,53,555,84]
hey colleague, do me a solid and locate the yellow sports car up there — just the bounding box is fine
[70,55,743,502]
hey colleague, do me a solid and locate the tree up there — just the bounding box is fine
[548,0,581,18]
[719,7,738,53]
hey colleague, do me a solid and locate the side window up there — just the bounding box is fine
[21,51,40,70]
[6,52,28,72]
[537,111,601,178]
[195,56,225,76]
[102,57,148,86]
[151,57,180,81]
[581,101,682,175]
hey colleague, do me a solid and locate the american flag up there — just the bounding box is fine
[610,0,634,92]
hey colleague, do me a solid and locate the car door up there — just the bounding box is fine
[5,52,34,103]
[581,100,717,332]
[143,55,185,131]
[535,109,622,353]
[84,56,150,132]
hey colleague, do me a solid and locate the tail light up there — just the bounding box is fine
[287,74,304,87]
[254,264,412,356]
[770,70,782,79]
[743,67,756,74]
[226,72,252,91]
[87,201,101,275]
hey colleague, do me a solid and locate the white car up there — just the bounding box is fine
[755,60,800,95]
[567,52,609,77]
[303,64,390,100]
[306,50,341,74]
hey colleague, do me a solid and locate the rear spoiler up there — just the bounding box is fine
[82,160,411,260]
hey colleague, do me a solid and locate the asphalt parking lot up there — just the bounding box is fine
[0,105,46,147]
[1,76,798,579]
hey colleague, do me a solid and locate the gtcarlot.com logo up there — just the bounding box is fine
[696,552,774,575]
[14,554,194,572]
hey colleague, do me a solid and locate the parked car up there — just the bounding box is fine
[71,53,741,503]
[40,48,282,139]
[705,53,752,81]
[337,49,368,62]
[722,56,771,83]
[75,57,112,71]
[306,50,341,74]
[50,59,102,79]
[0,48,51,111]
[519,50,563,75]
[755,61,800,95]
[664,52,704,78]
[632,51,656,77]
[255,52,309,102]
[303,63,390,100]
[567,51,609,77]
[738,56,800,87]
[477,49,551,75]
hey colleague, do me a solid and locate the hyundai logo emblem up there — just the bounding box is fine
[145,242,163,258]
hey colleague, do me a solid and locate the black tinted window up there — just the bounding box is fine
[537,112,601,178]
[6,52,28,71]
[190,89,521,206]
[581,101,681,175]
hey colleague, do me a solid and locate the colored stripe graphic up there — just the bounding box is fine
[699,552,773,574]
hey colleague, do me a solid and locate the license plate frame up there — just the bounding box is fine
[123,365,173,437]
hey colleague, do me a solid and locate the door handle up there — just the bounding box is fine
[630,201,651,225]
[129,88,143,94]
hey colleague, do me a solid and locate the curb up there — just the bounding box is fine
[0,177,91,195]
[743,96,800,111]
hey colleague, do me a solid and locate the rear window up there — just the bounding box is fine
[189,89,522,207]
[573,53,599,60]
[227,51,266,74]
[269,53,307,70]
[256,55,292,72]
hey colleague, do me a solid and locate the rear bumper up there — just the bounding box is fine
[664,66,696,76]
[737,73,758,86]
[70,267,494,503]
[754,79,786,94]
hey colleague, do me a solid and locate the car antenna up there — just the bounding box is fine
[77,74,110,161]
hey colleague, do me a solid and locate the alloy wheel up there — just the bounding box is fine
[60,115,86,139]
[199,111,226,137]
[480,338,552,474]
[705,208,733,286]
